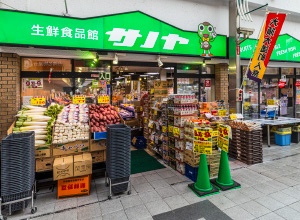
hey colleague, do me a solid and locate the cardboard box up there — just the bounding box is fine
[154,89,168,96]
[36,158,54,172]
[57,175,91,199]
[7,120,15,135]
[124,119,139,127]
[90,139,106,152]
[74,153,92,177]
[91,150,106,163]
[35,149,51,159]
[53,140,90,156]
[53,156,74,181]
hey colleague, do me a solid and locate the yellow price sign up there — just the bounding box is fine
[150,89,154,94]
[194,128,212,141]
[173,127,180,137]
[31,97,45,105]
[267,99,275,105]
[230,114,237,120]
[154,110,158,115]
[98,95,110,104]
[168,125,173,133]
[218,137,229,152]
[73,96,85,104]
[218,109,227,117]
[193,141,212,155]
[162,126,167,133]
[213,130,218,137]
[140,107,143,111]
[144,118,147,123]
[244,102,250,106]
[218,124,230,140]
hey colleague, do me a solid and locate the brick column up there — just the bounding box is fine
[215,63,229,103]
[0,53,20,139]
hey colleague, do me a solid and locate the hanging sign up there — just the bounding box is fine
[73,95,85,104]
[278,79,286,88]
[25,78,43,89]
[193,140,212,155]
[98,95,110,103]
[205,79,211,89]
[99,80,107,87]
[31,96,45,105]
[194,127,212,141]
[247,13,286,82]
[296,80,300,87]
[92,80,99,87]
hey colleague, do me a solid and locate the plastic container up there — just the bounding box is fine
[185,163,198,182]
[277,127,291,133]
[94,132,107,139]
[131,136,147,149]
[275,133,291,146]
[291,131,300,143]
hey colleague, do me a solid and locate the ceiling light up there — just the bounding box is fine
[202,59,206,67]
[146,72,159,75]
[157,55,163,67]
[140,75,148,77]
[94,58,97,62]
[125,66,128,71]
[117,70,120,74]
[113,53,118,64]
[120,67,124,73]
[129,72,134,75]
[123,75,131,77]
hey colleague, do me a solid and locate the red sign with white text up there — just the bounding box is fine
[205,80,211,88]
[278,80,286,88]
[296,80,300,87]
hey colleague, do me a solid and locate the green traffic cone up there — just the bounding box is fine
[188,154,219,197]
[210,150,241,191]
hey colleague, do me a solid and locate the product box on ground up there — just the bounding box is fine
[53,156,74,181]
[57,174,91,199]
[91,150,106,163]
[35,149,51,159]
[36,158,54,172]
[74,153,92,177]
[90,139,106,152]
[53,140,90,156]
[124,119,139,127]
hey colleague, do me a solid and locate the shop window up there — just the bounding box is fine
[177,78,199,99]
[74,59,111,72]
[260,78,279,112]
[177,64,199,74]
[201,65,214,75]
[22,58,72,72]
[296,68,300,75]
[200,78,215,102]
[264,67,279,75]
[282,68,294,76]
[280,78,293,117]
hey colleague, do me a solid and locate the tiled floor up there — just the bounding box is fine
[6,142,300,220]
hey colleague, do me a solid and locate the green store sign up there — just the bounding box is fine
[0,10,227,57]
[240,34,300,62]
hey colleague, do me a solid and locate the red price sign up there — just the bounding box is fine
[194,128,212,141]
[296,80,300,87]
[205,79,211,88]
[278,80,286,88]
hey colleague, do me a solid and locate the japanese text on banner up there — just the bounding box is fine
[193,140,212,155]
[73,95,85,104]
[247,13,286,83]
[194,127,212,141]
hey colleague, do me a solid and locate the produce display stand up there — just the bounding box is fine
[247,117,300,147]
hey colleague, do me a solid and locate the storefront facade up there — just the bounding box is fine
[1,0,300,139]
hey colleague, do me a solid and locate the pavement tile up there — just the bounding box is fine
[120,194,143,209]
[255,196,285,211]
[144,173,163,182]
[164,175,184,185]
[53,209,77,220]
[224,190,251,204]
[149,179,170,190]
[163,195,189,210]
[77,203,102,220]
[157,170,176,179]
[238,186,265,199]
[133,182,154,193]
[289,200,300,212]
[282,187,300,199]
[139,190,162,204]
[239,200,271,218]
[102,210,128,220]
[54,197,77,212]
[100,199,123,215]
[145,200,171,216]
[33,214,54,220]
[131,176,148,186]
[171,182,190,194]
[258,212,285,220]
[209,194,237,211]
[125,204,152,220]
[223,206,255,220]
[269,191,298,205]
[155,186,178,199]
[275,206,300,220]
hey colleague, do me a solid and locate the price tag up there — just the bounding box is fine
[193,141,212,155]
[267,100,275,105]
[162,126,167,133]
[217,137,229,152]
[73,96,85,104]
[140,107,143,111]
[244,102,250,106]
[144,118,147,123]
[194,127,212,141]
[98,95,110,104]
[230,114,237,120]
[218,124,230,140]
[154,110,158,115]
[218,109,227,117]
[128,95,132,101]
[31,97,45,105]
[168,125,173,133]
[173,127,180,137]
[213,131,218,137]
[150,89,154,94]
